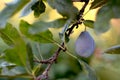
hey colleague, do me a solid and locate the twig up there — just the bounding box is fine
[35,0,89,80]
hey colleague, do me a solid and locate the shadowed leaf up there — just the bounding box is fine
[78,60,97,80]
[31,0,46,17]
[94,1,120,33]
[90,0,107,9]
[26,42,34,70]
[94,5,113,33]
[104,45,120,54]
[1,66,26,76]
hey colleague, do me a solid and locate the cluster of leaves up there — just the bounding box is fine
[0,0,120,80]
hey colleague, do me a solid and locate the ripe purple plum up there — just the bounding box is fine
[75,31,95,57]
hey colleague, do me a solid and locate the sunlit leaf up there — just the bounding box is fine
[32,64,41,76]
[90,0,107,9]
[31,0,46,17]
[29,18,67,34]
[83,20,94,29]
[0,38,9,53]
[104,45,120,54]
[0,0,30,28]
[19,20,54,43]
[19,20,30,36]
[0,23,15,47]
[1,25,27,66]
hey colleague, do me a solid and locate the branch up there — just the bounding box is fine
[34,1,89,80]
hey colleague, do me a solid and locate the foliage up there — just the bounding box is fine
[0,0,120,80]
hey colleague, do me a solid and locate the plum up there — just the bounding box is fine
[75,31,95,57]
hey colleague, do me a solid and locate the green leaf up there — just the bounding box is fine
[78,60,97,80]
[112,5,120,18]
[0,38,9,53]
[19,20,54,43]
[0,23,15,47]
[20,0,37,17]
[83,20,94,29]
[104,45,120,54]
[31,0,46,17]
[1,24,27,66]
[0,0,30,28]
[47,0,79,41]
[108,0,120,18]
[19,20,30,36]
[90,0,107,9]
[26,42,34,71]
[47,0,78,19]
[30,42,53,61]
[30,42,42,60]
[0,61,15,68]
[94,0,120,33]
[1,66,26,76]
[29,18,67,34]
[31,30,53,43]
[94,5,113,33]
[65,33,69,43]
[32,64,41,76]
[50,18,67,28]
[29,21,49,34]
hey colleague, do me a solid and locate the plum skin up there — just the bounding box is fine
[75,31,95,57]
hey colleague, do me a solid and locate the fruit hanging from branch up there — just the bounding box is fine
[75,31,95,57]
